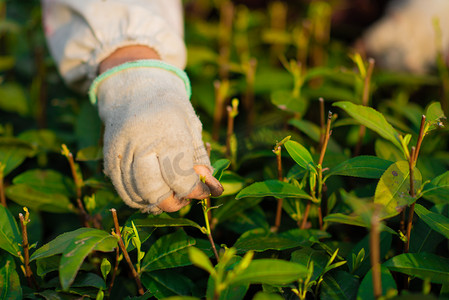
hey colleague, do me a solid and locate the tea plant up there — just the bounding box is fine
[1,0,449,299]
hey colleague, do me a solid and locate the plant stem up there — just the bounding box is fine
[300,201,311,229]
[413,115,426,163]
[273,146,284,231]
[108,246,120,295]
[19,213,37,289]
[62,145,89,227]
[318,111,332,167]
[110,209,144,295]
[201,199,220,262]
[354,58,375,156]
[370,207,382,299]
[301,112,332,230]
[404,147,416,254]
[202,201,218,259]
[319,97,325,149]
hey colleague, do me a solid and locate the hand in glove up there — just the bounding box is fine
[90,59,223,214]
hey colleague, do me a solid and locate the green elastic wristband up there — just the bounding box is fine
[88,59,191,105]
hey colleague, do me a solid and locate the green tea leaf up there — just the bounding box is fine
[349,232,392,277]
[0,252,22,300]
[323,213,396,235]
[234,235,305,252]
[288,119,321,142]
[291,247,329,281]
[36,255,60,276]
[6,184,75,213]
[0,137,35,176]
[100,258,111,281]
[212,159,231,181]
[59,229,117,290]
[414,204,449,239]
[410,205,447,253]
[235,180,312,200]
[384,253,449,284]
[0,82,28,116]
[0,205,21,257]
[374,161,422,219]
[421,171,449,203]
[320,270,359,300]
[325,156,393,180]
[12,169,74,197]
[18,129,61,152]
[356,266,397,300]
[71,272,106,290]
[219,171,246,197]
[141,270,195,299]
[333,101,402,151]
[284,140,316,173]
[133,215,203,232]
[76,146,103,161]
[31,228,93,261]
[212,197,262,225]
[425,102,445,125]
[188,247,215,274]
[141,230,196,272]
[271,90,307,114]
[228,259,307,285]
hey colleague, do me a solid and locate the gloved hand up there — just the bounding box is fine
[90,60,223,214]
[362,0,449,73]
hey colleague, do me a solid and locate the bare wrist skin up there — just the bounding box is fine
[99,45,161,74]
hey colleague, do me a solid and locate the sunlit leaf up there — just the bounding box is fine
[284,140,316,173]
[212,159,231,181]
[6,184,75,213]
[333,101,402,151]
[325,156,393,180]
[132,215,203,232]
[59,229,117,290]
[228,259,307,285]
[374,161,422,219]
[235,180,312,200]
[12,169,74,197]
[76,146,103,161]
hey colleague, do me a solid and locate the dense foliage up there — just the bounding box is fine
[0,1,448,299]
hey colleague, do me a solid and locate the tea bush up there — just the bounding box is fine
[0,1,448,299]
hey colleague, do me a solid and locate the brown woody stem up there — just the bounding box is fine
[414,115,426,163]
[405,147,416,254]
[300,200,312,229]
[19,213,37,289]
[110,209,144,295]
[274,146,283,231]
[108,246,120,295]
[370,208,382,299]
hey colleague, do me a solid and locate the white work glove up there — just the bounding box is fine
[90,60,223,214]
[362,0,449,73]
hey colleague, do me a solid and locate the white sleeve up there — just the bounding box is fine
[42,0,186,92]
